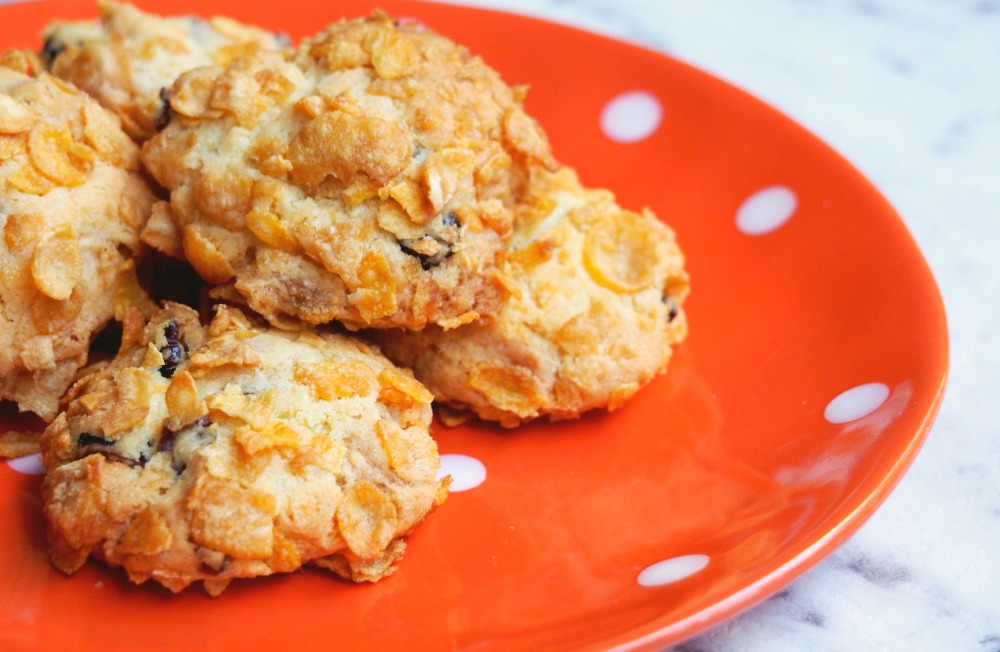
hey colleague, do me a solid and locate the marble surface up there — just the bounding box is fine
[434,0,999,649]
[0,0,994,649]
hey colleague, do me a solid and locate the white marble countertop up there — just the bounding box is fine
[0,0,994,648]
[436,0,999,649]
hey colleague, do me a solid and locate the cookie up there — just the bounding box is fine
[140,11,556,331]
[375,166,689,427]
[0,54,154,425]
[40,0,287,141]
[40,303,448,595]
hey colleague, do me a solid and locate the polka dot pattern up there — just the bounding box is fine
[735,185,797,235]
[438,454,486,492]
[637,555,710,587]
[824,383,891,424]
[600,91,663,143]
[5,453,45,475]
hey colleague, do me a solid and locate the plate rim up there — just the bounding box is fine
[0,1,950,649]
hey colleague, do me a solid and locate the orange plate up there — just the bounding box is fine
[0,1,948,650]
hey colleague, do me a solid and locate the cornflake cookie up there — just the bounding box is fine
[375,166,689,427]
[41,0,287,141]
[40,303,448,595]
[141,11,556,331]
[0,53,154,425]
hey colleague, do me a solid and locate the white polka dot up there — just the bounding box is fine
[735,185,797,235]
[824,383,891,424]
[5,453,45,475]
[438,454,486,492]
[600,91,663,143]
[637,554,710,587]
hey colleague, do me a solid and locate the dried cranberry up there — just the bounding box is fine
[400,240,451,270]
[399,212,461,270]
[158,427,176,453]
[77,433,146,468]
[153,87,173,131]
[77,432,114,448]
[662,296,680,323]
[40,36,66,64]
[158,320,184,378]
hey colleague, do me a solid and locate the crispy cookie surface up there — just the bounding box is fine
[141,11,555,331]
[0,55,153,424]
[40,303,447,595]
[376,167,689,427]
[41,0,287,141]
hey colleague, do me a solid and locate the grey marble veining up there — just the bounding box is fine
[440,0,1000,649]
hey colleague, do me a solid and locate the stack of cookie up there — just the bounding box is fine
[136,8,690,427]
[0,49,154,434]
[0,1,688,595]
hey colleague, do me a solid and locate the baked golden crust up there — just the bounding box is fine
[41,0,287,141]
[40,303,447,595]
[141,11,556,331]
[0,60,153,423]
[375,166,689,427]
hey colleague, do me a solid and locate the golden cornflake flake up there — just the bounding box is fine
[4,212,42,249]
[336,481,397,560]
[582,210,657,293]
[120,508,173,555]
[102,368,153,435]
[182,225,235,285]
[0,94,36,134]
[205,384,274,428]
[294,358,378,400]
[27,122,92,187]
[31,227,83,301]
[164,370,208,432]
[233,420,301,458]
[187,475,275,560]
